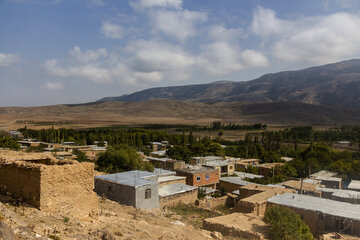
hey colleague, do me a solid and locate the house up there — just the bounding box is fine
[146,157,185,170]
[348,180,360,192]
[204,159,235,176]
[268,193,360,237]
[150,142,163,151]
[310,170,338,179]
[189,156,224,165]
[281,180,320,195]
[149,150,167,157]
[94,170,160,210]
[257,162,285,178]
[233,187,294,216]
[176,165,219,187]
[219,177,253,193]
[315,176,343,189]
[317,187,360,204]
[233,158,261,171]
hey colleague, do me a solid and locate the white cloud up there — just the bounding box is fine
[0,53,19,67]
[127,40,195,81]
[70,46,108,63]
[101,21,123,39]
[240,50,269,67]
[208,25,243,42]
[150,9,207,41]
[43,82,64,90]
[43,41,196,85]
[130,0,182,9]
[252,6,360,65]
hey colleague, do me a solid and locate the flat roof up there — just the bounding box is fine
[315,176,342,182]
[234,171,263,179]
[159,183,197,197]
[204,160,234,167]
[317,187,360,200]
[95,170,157,187]
[310,170,337,178]
[282,180,318,192]
[348,180,360,190]
[191,156,224,162]
[268,193,360,221]
[220,177,252,186]
[176,164,217,174]
[158,175,186,183]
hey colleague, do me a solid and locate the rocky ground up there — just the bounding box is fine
[0,194,241,240]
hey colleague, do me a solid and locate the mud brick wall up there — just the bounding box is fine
[0,162,42,207]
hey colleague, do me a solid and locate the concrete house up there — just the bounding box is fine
[268,193,360,237]
[204,159,235,176]
[95,170,160,210]
[176,165,219,187]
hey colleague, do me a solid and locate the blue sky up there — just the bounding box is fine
[1,0,360,106]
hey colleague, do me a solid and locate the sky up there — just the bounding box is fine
[1,0,360,106]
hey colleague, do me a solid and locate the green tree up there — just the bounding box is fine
[97,144,154,173]
[0,134,20,150]
[264,205,313,240]
[73,149,88,162]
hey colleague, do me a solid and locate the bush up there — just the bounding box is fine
[73,149,87,162]
[197,187,206,199]
[264,205,313,240]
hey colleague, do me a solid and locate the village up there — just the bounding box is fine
[1,130,360,240]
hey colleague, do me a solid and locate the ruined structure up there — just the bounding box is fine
[203,213,268,240]
[0,150,98,219]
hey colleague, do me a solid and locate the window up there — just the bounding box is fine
[145,188,151,199]
[229,166,233,170]
[196,176,201,182]
[206,175,210,180]
[108,185,112,192]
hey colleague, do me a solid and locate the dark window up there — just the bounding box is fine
[196,176,201,181]
[108,185,112,192]
[145,188,151,199]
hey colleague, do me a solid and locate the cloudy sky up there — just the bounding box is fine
[1,0,360,106]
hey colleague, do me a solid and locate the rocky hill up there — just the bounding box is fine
[98,59,360,108]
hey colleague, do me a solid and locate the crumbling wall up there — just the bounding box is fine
[0,162,41,207]
[203,219,266,240]
[0,158,98,219]
[196,196,228,209]
[40,162,98,219]
[160,190,198,207]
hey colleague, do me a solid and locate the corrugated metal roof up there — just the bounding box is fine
[268,193,360,221]
[159,183,197,197]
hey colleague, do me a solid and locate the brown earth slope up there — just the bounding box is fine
[1,100,360,129]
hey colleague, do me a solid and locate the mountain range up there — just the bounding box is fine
[98,59,360,109]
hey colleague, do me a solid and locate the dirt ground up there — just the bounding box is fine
[0,194,244,240]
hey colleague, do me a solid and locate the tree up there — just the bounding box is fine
[264,205,313,240]
[73,149,87,162]
[0,134,20,150]
[97,144,154,173]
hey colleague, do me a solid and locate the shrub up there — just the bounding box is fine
[264,205,313,240]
